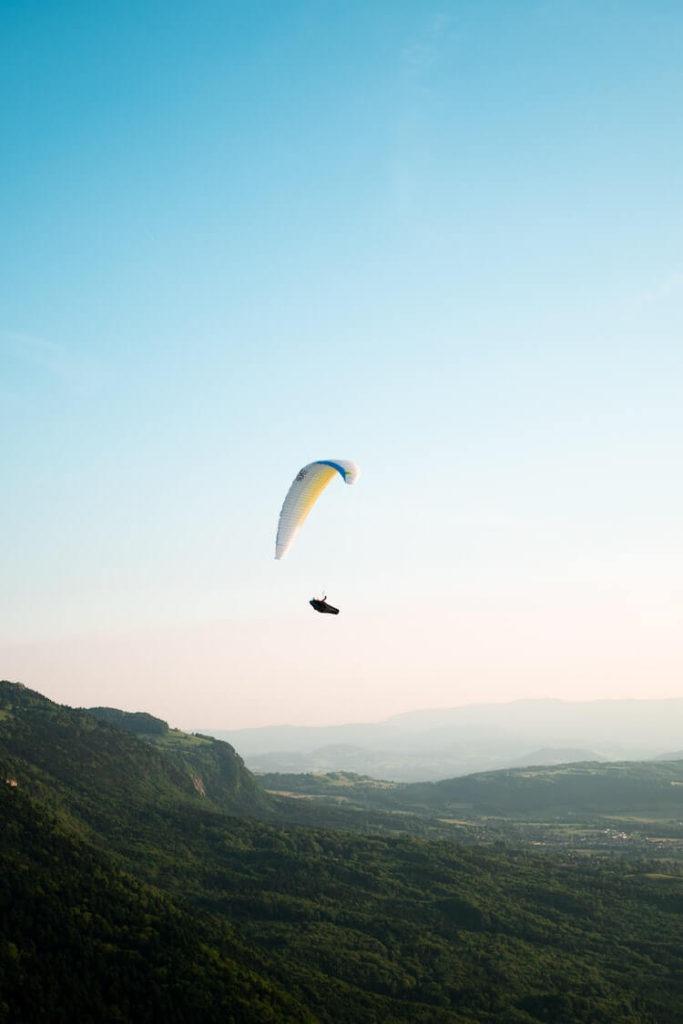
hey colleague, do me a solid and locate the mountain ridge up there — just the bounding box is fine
[204,697,683,781]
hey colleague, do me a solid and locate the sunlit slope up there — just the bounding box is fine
[0,681,271,854]
[86,704,270,814]
[0,682,199,833]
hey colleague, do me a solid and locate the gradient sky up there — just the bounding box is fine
[2,1,683,728]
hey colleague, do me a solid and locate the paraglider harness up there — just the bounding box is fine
[310,596,339,615]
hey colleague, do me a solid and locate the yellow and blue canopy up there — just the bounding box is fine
[275,459,360,559]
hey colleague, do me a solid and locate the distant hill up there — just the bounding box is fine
[395,760,683,818]
[261,758,683,822]
[206,697,683,781]
[2,681,683,1024]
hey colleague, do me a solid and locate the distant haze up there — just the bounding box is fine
[204,697,683,781]
[3,610,683,731]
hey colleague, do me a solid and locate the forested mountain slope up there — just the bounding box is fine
[0,784,303,1024]
[86,703,270,814]
[1,681,682,1024]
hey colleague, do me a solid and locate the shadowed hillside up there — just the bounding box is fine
[0,784,304,1024]
[1,681,682,1024]
[398,761,683,817]
[262,759,683,849]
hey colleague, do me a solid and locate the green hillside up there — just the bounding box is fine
[86,706,170,735]
[1,681,682,1023]
[402,761,683,818]
[0,785,304,1024]
[86,705,270,815]
[261,763,683,857]
[262,760,683,820]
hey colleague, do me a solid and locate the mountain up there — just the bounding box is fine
[381,760,683,818]
[1,681,683,1023]
[0,682,307,1022]
[0,682,268,830]
[86,704,270,814]
[206,698,683,781]
[268,759,683,822]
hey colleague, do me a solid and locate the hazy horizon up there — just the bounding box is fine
[3,660,683,735]
[207,693,683,734]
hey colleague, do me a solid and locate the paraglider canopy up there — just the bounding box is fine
[275,459,359,559]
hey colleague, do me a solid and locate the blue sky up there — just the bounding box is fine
[2,2,683,726]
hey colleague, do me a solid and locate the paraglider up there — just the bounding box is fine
[275,458,359,616]
[275,459,359,560]
[309,596,339,615]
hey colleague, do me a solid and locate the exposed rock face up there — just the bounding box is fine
[191,772,206,797]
